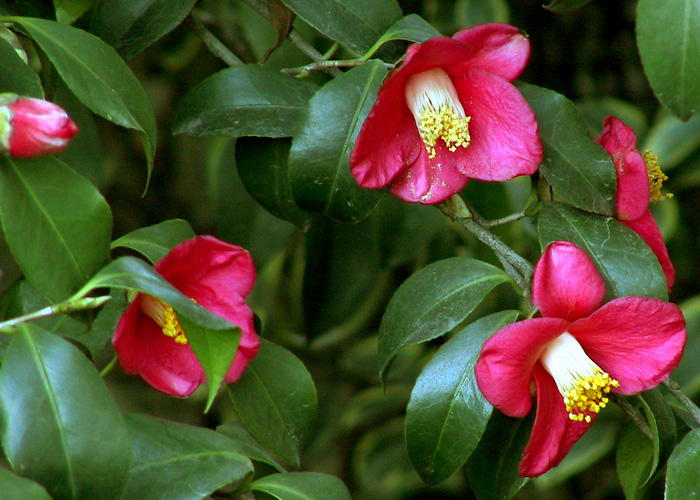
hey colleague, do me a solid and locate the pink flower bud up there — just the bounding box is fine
[1,97,78,159]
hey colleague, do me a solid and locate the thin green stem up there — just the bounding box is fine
[0,296,111,334]
[287,30,343,77]
[663,378,700,427]
[479,210,528,228]
[187,13,243,68]
[100,355,119,377]
[611,394,653,440]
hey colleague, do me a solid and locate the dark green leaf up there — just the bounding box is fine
[638,388,677,484]
[122,414,253,500]
[250,472,351,500]
[0,37,42,96]
[288,60,386,222]
[637,0,700,120]
[466,411,533,500]
[279,0,402,55]
[665,429,700,500]
[406,311,519,485]
[0,156,112,302]
[173,65,317,138]
[518,82,617,216]
[216,422,285,471]
[363,14,441,58]
[8,17,157,178]
[80,288,127,358]
[0,467,51,500]
[0,1,54,18]
[455,0,510,26]
[54,0,96,24]
[616,422,653,500]
[90,0,197,59]
[229,339,317,468]
[341,384,411,431]
[378,256,512,381]
[111,219,196,264]
[235,137,310,228]
[543,0,592,11]
[0,325,131,500]
[538,202,668,301]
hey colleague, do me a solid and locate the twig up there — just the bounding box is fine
[287,30,343,77]
[479,210,528,228]
[281,58,392,76]
[187,13,244,68]
[0,296,111,334]
[611,393,653,440]
[663,378,700,427]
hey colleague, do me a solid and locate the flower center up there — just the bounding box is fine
[540,332,619,423]
[643,149,672,203]
[405,68,471,159]
[140,295,188,345]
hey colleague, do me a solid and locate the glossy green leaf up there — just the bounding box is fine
[251,472,351,500]
[216,422,285,471]
[111,219,196,264]
[173,65,317,138]
[638,388,677,484]
[121,414,253,500]
[80,288,127,358]
[0,466,51,500]
[406,311,519,485]
[289,61,384,222]
[543,0,591,11]
[642,113,700,170]
[362,14,441,59]
[518,82,617,216]
[0,156,112,302]
[466,411,534,500]
[235,137,310,228]
[0,325,131,500]
[616,422,653,500]
[665,429,700,500]
[229,339,317,468]
[8,17,157,178]
[90,0,197,59]
[0,37,42,96]
[538,202,668,301]
[378,256,512,381]
[279,0,402,54]
[637,0,700,120]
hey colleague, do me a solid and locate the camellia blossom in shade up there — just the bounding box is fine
[113,236,260,397]
[0,93,78,158]
[595,115,675,291]
[474,241,686,477]
[350,23,542,204]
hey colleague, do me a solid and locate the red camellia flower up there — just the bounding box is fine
[595,115,675,291]
[0,93,78,158]
[350,23,542,204]
[113,236,260,397]
[475,241,686,477]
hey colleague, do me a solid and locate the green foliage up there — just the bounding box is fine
[250,472,352,500]
[665,429,700,499]
[111,219,196,264]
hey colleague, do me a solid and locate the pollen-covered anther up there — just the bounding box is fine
[643,149,672,203]
[562,368,619,423]
[140,295,189,345]
[405,67,472,159]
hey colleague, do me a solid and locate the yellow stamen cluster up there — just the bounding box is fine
[643,149,672,203]
[417,105,471,159]
[140,295,188,345]
[562,368,620,423]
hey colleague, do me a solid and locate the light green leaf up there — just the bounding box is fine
[378,256,512,382]
[250,472,351,500]
[288,60,386,222]
[0,156,112,302]
[665,429,700,499]
[90,0,197,59]
[111,219,196,264]
[7,17,157,180]
[229,339,317,468]
[0,325,131,500]
[637,0,700,120]
[279,0,402,54]
[121,414,253,500]
[406,311,519,485]
[173,65,317,138]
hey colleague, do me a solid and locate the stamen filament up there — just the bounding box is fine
[140,295,188,344]
[643,149,672,203]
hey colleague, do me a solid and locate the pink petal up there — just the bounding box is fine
[532,241,606,321]
[475,317,569,417]
[451,23,531,81]
[622,210,675,292]
[569,297,686,395]
[450,69,542,181]
[595,116,649,221]
[113,296,150,374]
[519,364,594,477]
